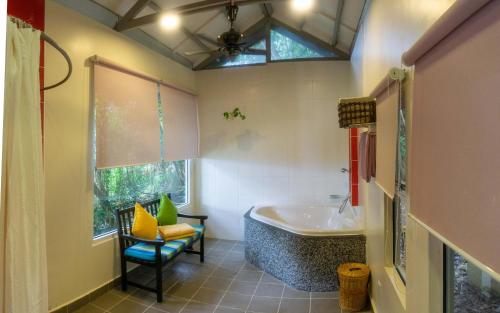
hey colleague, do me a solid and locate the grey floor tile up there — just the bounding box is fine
[310,291,339,299]
[311,298,341,313]
[202,277,233,291]
[204,256,223,266]
[235,270,262,282]
[128,289,157,306]
[182,301,216,313]
[255,283,284,297]
[206,239,218,245]
[144,308,165,313]
[224,253,245,263]
[208,249,228,258]
[219,260,244,271]
[73,304,105,313]
[109,299,148,313]
[278,298,310,313]
[219,292,252,310]
[283,286,310,299]
[212,267,239,279]
[195,264,217,276]
[215,306,244,313]
[228,281,258,295]
[91,292,123,310]
[247,296,281,313]
[178,273,209,285]
[260,273,284,285]
[153,295,188,313]
[166,282,200,299]
[192,288,225,305]
[242,262,261,272]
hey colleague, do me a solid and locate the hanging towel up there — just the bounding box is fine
[158,223,196,241]
[359,132,368,181]
[359,131,376,182]
[368,133,377,179]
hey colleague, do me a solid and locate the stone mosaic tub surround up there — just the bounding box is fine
[244,209,366,292]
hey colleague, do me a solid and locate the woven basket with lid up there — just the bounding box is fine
[337,263,370,311]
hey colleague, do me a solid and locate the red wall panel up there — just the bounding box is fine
[7,0,45,30]
[349,128,359,206]
[7,0,45,131]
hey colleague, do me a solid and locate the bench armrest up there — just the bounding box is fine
[122,234,165,246]
[177,213,208,225]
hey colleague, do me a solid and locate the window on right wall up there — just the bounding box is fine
[393,87,408,283]
[444,246,500,313]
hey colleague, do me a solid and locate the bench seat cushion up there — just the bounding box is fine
[124,224,204,262]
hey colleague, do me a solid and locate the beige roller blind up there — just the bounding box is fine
[94,64,161,168]
[159,85,199,161]
[374,86,399,198]
[407,0,500,275]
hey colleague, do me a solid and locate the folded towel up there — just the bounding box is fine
[158,223,196,241]
[161,232,196,241]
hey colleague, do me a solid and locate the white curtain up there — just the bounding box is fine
[0,20,48,313]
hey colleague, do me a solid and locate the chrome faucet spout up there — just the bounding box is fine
[338,193,350,214]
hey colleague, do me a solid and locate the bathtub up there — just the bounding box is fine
[244,205,366,291]
[249,204,364,236]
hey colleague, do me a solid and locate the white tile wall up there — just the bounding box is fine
[195,61,358,240]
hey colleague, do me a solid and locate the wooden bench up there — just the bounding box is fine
[115,198,207,302]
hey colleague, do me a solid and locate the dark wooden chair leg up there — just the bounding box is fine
[121,258,128,291]
[200,234,205,263]
[155,247,163,302]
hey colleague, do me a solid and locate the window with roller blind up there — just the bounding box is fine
[393,94,408,283]
[92,63,198,238]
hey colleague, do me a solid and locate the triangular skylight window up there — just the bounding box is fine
[222,39,266,67]
[270,29,335,60]
[208,27,338,69]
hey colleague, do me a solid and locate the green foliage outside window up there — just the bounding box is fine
[93,161,187,237]
[270,29,324,60]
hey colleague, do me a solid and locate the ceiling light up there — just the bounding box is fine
[160,13,180,30]
[291,0,314,12]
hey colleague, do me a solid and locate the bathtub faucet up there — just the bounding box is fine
[339,168,350,214]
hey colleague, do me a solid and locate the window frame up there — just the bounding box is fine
[392,191,407,284]
[91,160,191,240]
[443,245,500,313]
[392,81,408,284]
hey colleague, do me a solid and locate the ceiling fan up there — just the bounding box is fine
[184,1,266,59]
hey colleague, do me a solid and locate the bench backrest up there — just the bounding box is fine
[115,199,161,245]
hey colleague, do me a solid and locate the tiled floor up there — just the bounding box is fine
[74,239,372,313]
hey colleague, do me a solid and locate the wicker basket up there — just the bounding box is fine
[338,97,376,128]
[337,263,370,312]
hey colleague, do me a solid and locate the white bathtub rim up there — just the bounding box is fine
[249,206,365,237]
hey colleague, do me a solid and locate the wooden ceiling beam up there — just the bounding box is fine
[260,3,273,17]
[332,0,344,46]
[115,0,283,32]
[114,0,152,31]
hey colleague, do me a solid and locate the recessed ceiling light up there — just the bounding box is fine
[291,0,314,12]
[160,13,180,30]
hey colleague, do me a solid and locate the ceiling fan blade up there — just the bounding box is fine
[244,48,267,55]
[184,50,215,56]
[196,34,222,47]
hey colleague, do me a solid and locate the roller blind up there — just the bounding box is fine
[373,84,399,198]
[159,85,199,161]
[407,0,500,275]
[94,64,161,168]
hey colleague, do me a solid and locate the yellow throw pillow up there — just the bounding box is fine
[131,203,158,240]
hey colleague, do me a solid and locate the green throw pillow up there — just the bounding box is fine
[157,194,178,226]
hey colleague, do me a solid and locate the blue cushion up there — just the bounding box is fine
[124,224,204,262]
